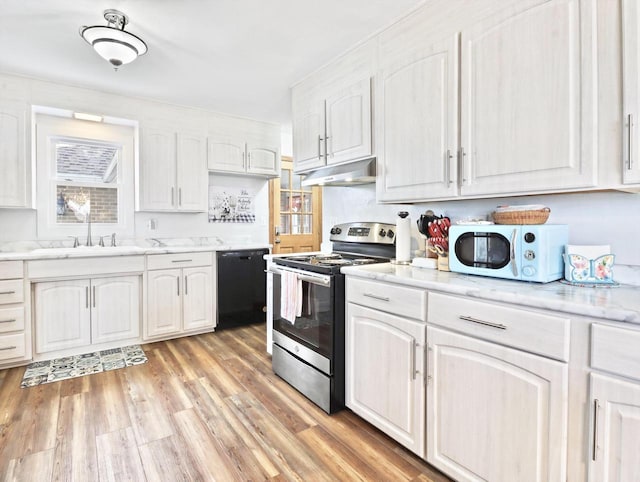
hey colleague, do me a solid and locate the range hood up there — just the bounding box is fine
[301,158,376,187]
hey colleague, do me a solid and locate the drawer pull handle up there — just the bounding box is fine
[0,319,16,323]
[0,291,16,295]
[363,293,390,302]
[172,259,193,263]
[593,399,600,461]
[459,315,507,330]
[0,346,16,351]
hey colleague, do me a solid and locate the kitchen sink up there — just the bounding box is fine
[29,246,147,256]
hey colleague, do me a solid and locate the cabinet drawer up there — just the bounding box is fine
[427,292,569,361]
[147,252,213,270]
[0,333,26,361]
[0,306,24,333]
[28,256,145,279]
[0,279,23,305]
[0,261,23,280]
[591,323,640,381]
[346,278,427,321]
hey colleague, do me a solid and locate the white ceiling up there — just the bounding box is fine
[0,0,424,125]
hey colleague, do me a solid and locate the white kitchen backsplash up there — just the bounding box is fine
[0,173,270,245]
[322,185,640,273]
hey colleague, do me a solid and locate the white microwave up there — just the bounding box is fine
[448,224,569,283]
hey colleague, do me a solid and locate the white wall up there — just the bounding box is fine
[322,185,640,266]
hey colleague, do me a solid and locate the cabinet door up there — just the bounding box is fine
[146,269,182,338]
[246,142,280,177]
[426,326,568,482]
[91,276,140,344]
[377,36,459,202]
[34,280,91,353]
[182,266,214,331]
[292,97,325,172]
[460,0,597,196]
[325,77,372,165]
[589,373,640,481]
[207,135,246,174]
[622,0,640,184]
[346,303,426,457]
[0,102,27,207]
[176,132,207,212]
[139,127,177,211]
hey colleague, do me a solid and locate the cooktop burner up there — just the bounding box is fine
[272,222,397,274]
[274,252,390,273]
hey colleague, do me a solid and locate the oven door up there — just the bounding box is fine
[449,227,520,279]
[269,265,335,361]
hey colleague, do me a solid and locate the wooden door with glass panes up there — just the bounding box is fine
[269,158,322,254]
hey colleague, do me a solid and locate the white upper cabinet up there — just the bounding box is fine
[176,132,207,211]
[459,0,597,196]
[246,142,279,176]
[139,126,207,212]
[207,135,246,174]
[208,123,280,178]
[622,0,640,184]
[325,78,372,165]
[0,101,28,207]
[292,95,326,172]
[377,35,459,202]
[292,77,372,173]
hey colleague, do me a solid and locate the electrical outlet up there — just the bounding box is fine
[147,218,157,230]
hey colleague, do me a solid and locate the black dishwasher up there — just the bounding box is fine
[216,249,268,329]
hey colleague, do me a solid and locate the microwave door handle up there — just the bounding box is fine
[510,229,519,277]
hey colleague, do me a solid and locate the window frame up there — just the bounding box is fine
[35,113,136,239]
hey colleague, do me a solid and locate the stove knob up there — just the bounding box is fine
[335,227,342,235]
[522,266,536,277]
[379,228,387,237]
[387,229,394,238]
[330,228,336,235]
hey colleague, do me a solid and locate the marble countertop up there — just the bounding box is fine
[341,263,640,324]
[0,241,272,261]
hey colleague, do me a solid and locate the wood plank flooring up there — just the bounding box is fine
[0,323,451,481]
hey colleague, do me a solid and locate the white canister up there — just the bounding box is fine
[395,211,411,263]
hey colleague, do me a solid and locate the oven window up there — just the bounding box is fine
[273,273,334,357]
[455,232,510,269]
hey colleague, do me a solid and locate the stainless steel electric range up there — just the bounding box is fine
[268,222,396,413]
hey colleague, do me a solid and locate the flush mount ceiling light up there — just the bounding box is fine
[80,9,147,69]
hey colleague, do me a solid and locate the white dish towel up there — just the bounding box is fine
[281,271,303,323]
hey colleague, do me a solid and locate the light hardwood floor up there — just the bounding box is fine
[0,323,451,481]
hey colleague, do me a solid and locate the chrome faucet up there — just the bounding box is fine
[86,212,92,246]
[110,233,117,247]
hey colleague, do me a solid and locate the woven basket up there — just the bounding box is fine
[492,207,551,225]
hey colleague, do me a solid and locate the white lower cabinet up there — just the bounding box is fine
[146,269,182,337]
[589,373,640,481]
[589,322,640,480]
[426,326,568,482]
[146,257,214,339]
[34,276,140,354]
[346,303,426,457]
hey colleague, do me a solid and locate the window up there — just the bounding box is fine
[35,112,136,238]
[279,166,313,235]
[55,139,120,224]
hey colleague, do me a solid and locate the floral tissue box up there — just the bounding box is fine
[563,245,615,284]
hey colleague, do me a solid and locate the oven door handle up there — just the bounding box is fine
[267,267,331,287]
